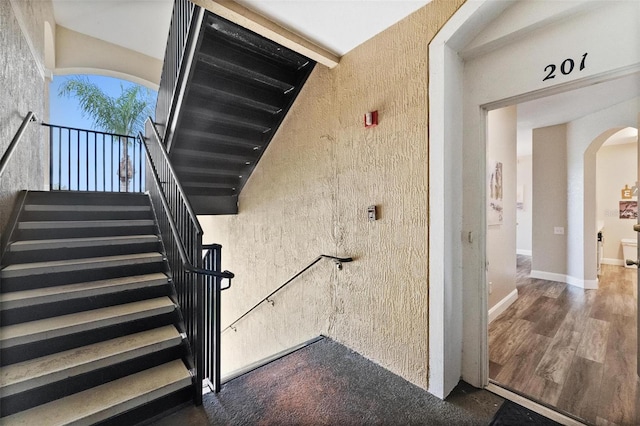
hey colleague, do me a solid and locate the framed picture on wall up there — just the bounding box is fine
[488,160,503,225]
[619,201,637,219]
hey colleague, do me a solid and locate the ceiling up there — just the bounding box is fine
[236,0,430,56]
[52,0,637,152]
[517,72,640,131]
[51,0,431,61]
[52,0,175,60]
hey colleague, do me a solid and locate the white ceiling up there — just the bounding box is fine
[52,0,174,60]
[517,72,640,131]
[517,72,640,156]
[51,0,430,61]
[236,0,430,56]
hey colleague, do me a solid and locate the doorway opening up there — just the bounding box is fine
[428,0,640,419]
[486,95,639,423]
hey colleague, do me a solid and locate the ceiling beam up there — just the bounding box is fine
[190,0,340,68]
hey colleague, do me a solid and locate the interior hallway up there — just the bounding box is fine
[489,255,639,425]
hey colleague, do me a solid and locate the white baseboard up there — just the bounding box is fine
[566,275,598,290]
[516,249,532,256]
[529,270,565,283]
[601,258,624,266]
[530,270,599,290]
[488,289,518,323]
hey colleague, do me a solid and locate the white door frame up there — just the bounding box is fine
[428,0,640,399]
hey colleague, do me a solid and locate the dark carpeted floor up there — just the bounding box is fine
[152,337,504,425]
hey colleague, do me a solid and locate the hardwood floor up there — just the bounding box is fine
[489,256,639,425]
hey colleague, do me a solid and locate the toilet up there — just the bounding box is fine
[621,238,637,268]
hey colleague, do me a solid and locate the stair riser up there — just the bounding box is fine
[4,242,162,265]
[15,225,158,241]
[99,387,193,426]
[0,345,185,417]
[0,256,166,286]
[0,312,178,366]
[24,192,151,207]
[1,285,171,326]
[1,262,167,294]
[20,210,153,222]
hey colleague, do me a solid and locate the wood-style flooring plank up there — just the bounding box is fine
[575,317,610,363]
[525,374,563,406]
[598,348,638,426]
[521,296,556,324]
[556,356,604,425]
[488,318,534,366]
[543,282,566,299]
[494,333,550,394]
[535,327,582,385]
[533,302,569,338]
[595,417,619,426]
[606,314,636,356]
[489,258,638,424]
[488,361,503,378]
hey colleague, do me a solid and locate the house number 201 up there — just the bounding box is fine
[543,53,588,81]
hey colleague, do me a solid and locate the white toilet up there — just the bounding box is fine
[621,238,637,268]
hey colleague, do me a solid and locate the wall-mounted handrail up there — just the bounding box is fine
[139,128,232,280]
[0,112,37,178]
[222,255,353,333]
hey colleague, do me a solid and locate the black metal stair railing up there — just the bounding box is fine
[140,117,233,402]
[43,123,145,193]
[156,0,202,150]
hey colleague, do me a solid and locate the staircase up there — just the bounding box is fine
[159,7,316,215]
[0,191,193,425]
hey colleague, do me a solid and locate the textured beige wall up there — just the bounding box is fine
[1,0,51,233]
[200,0,464,390]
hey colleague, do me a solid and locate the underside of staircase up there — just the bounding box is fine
[166,11,316,215]
[0,191,194,425]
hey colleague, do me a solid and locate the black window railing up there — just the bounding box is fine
[43,123,145,193]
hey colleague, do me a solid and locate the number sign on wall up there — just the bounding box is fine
[543,53,588,82]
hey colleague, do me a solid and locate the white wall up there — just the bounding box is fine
[486,106,517,311]
[531,124,568,279]
[569,97,640,286]
[516,155,532,255]
[596,139,638,264]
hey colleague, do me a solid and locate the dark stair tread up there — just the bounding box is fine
[17,219,155,229]
[0,273,169,310]
[0,325,182,397]
[7,235,160,252]
[23,204,151,212]
[0,253,164,278]
[0,359,191,425]
[0,297,176,349]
